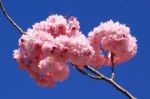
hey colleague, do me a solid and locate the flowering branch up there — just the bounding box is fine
[1,0,137,99]
[0,0,24,34]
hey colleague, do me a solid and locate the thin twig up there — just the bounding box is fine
[72,64,102,80]
[84,65,136,99]
[84,65,105,79]
[72,64,136,99]
[0,0,24,34]
[111,52,115,80]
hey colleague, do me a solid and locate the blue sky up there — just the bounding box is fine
[0,0,149,99]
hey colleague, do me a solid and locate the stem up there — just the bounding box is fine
[111,52,115,80]
[72,64,102,80]
[0,0,24,34]
[84,65,105,78]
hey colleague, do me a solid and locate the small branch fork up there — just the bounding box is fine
[0,1,136,99]
[72,53,136,99]
[72,52,136,99]
[73,64,136,99]
[73,64,102,80]
[0,0,24,34]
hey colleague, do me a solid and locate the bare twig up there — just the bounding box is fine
[0,0,24,34]
[111,52,115,80]
[84,65,105,79]
[73,64,102,80]
[73,64,136,99]
[84,65,136,99]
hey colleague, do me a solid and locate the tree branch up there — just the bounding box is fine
[72,64,102,80]
[84,65,105,79]
[0,0,24,34]
[85,65,136,99]
[73,64,136,99]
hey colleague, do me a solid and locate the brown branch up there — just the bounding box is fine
[0,0,24,34]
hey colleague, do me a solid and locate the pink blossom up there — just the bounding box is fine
[33,15,67,37]
[13,15,137,87]
[55,34,95,68]
[88,20,137,66]
[66,16,80,36]
[13,15,95,87]
[38,56,69,82]
[32,15,80,37]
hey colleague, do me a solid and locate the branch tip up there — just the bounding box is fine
[0,0,24,34]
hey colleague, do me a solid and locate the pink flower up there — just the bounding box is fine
[32,15,80,37]
[33,15,67,37]
[13,15,95,87]
[88,20,137,66]
[38,56,69,82]
[55,34,94,68]
[66,16,80,36]
[13,15,137,87]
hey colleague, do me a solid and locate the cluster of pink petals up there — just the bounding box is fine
[13,15,137,87]
[88,20,137,66]
[13,15,94,87]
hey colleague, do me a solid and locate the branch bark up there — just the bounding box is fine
[0,0,24,34]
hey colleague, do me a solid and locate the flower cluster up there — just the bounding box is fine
[13,15,137,87]
[88,20,137,66]
[13,15,94,87]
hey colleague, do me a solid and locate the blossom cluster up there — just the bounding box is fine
[13,15,137,87]
[88,20,137,66]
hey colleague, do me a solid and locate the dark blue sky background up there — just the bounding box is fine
[0,0,149,99]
